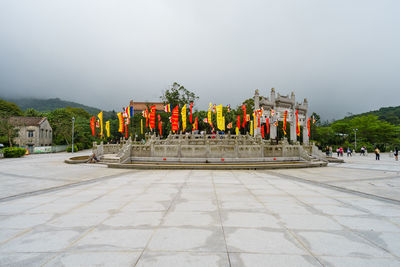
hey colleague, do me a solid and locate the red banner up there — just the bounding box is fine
[237,115,241,129]
[266,118,270,134]
[90,116,95,136]
[295,110,300,136]
[158,115,163,136]
[307,117,311,137]
[242,105,247,128]
[171,105,179,132]
[149,105,156,129]
[194,117,198,130]
[189,102,193,124]
[283,110,288,135]
[124,123,128,138]
[261,124,265,138]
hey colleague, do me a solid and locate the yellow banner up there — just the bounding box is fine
[181,104,187,131]
[250,120,254,136]
[98,111,103,137]
[117,112,124,133]
[235,127,239,135]
[141,119,143,134]
[105,121,110,137]
[216,105,224,131]
[208,103,212,126]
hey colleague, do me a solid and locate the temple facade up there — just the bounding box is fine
[254,88,309,144]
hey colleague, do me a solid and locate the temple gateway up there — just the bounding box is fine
[254,88,309,144]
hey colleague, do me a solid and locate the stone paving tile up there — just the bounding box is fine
[279,214,343,230]
[147,227,226,252]
[69,228,154,251]
[0,213,54,229]
[46,212,109,228]
[319,256,400,267]
[221,211,281,228]
[2,154,400,266]
[225,228,306,254]
[296,231,393,258]
[0,229,83,253]
[333,216,400,232]
[0,252,56,266]
[136,251,230,267]
[162,211,220,227]
[45,251,141,266]
[103,211,164,227]
[312,204,369,216]
[229,253,322,267]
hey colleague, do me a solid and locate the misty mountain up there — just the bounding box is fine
[2,97,115,119]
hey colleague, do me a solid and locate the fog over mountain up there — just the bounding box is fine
[0,0,399,121]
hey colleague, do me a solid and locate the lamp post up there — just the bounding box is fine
[353,128,358,153]
[72,117,75,153]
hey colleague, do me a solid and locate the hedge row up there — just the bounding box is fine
[3,147,26,158]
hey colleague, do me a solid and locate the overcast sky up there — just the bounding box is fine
[0,0,399,120]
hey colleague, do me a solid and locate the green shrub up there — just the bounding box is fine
[76,143,85,151]
[66,144,78,152]
[3,147,26,158]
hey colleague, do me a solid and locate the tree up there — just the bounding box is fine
[25,108,43,117]
[161,82,199,108]
[0,99,23,146]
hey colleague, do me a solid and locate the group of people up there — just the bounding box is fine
[325,145,399,161]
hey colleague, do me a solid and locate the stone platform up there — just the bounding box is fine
[0,152,400,266]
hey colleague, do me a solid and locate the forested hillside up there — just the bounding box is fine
[3,97,115,119]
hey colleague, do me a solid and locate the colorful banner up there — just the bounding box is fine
[307,117,311,137]
[164,104,171,112]
[141,119,143,134]
[149,105,156,129]
[90,116,95,136]
[283,110,288,135]
[97,111,103,137]
[261,124,265,138]
[171,105,179,132]
[105,121,110,137]
[208,103,213,127]
[194,117,198,130]
[242,105,247,128]
[235,127,239,135]
[181,104,187,131]
[216,104,224,131]
[117,112,124,133]
[295,110,300,136]
[250,120,254,135]
[129,106,134,118]
[266,118,270,133]
[189,102,193,124]
[158,114,163,136]
[237,115,241,129]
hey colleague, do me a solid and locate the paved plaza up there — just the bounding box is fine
[0,152,400,266]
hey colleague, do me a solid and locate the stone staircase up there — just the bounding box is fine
[100,154,120,163]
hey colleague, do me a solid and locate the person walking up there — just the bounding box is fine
[374,147,380,160]
[339,147,344,157]
[347,147,352,157]
[337,148,340,157]
[394,147,399,161]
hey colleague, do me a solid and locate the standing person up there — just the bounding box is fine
[326,146,330,156]
[394,147,399,161]
[337,148,340,157]
[329,146,333,157]
[360,146,365,156]
[339,147,344,157]
[347,147,352,157]
[374,147,380,160]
